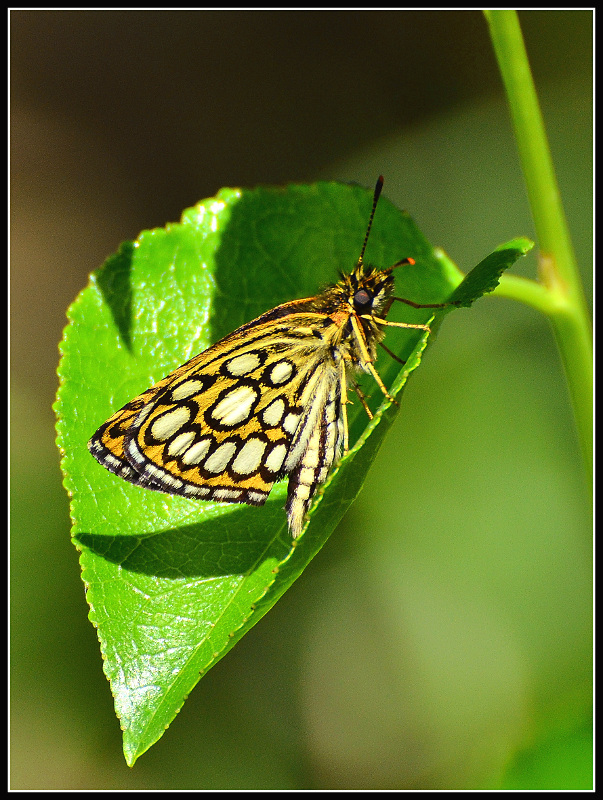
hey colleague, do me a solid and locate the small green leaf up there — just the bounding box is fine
[55,180,530,764]
[447,236,535,308]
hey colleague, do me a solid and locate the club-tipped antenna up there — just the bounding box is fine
[357,175,384,267]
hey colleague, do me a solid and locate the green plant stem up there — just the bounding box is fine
[484,10,593,490]
[494,274,557,316]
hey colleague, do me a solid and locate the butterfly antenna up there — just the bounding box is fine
[357,175,384,268]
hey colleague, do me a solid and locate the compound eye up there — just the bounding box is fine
[354,289,372,311]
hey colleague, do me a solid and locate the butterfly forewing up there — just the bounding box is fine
[88,370,193,490]
[89,299,348,531]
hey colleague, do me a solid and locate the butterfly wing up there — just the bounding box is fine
[283,356,346,536]
[88,296,313,487]
[89,299,347,531]
[87,363,202,491]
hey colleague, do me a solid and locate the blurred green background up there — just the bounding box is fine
[10,10,592,789]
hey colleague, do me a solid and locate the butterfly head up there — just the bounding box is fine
[338,261,396,319]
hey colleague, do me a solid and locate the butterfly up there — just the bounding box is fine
[88,176,446,537]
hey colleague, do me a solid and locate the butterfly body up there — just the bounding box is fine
[89,178,438,536]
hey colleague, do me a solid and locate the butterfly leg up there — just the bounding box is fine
[352,382,374,420]
[388,261,455,311]
[379,341,406,365]
[392,294,450,310]
[349,315,398,405]
[369,315,432,333]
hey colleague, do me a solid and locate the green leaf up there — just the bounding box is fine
[446,236,535,308]
[54,180,531,764]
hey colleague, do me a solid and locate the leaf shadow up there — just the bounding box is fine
[95,240,136,352]
[74,494,293,580]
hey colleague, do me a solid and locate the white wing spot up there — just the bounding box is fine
[246,490,268,504]
[299,466,316,485]
[145,462,164,479]
[302,443,319,469]
[136,404,153,424]
[211,385,258,426]
[213,488,243,501]
[167,430,196,457]
[264,442,287,474]
[283,412,301,435]
[261,397,285,427]
[269,360,293,385]
[151,406,191,441]
[171,379,206,401]
[232,438,267,475]
[204,441,237,473]
[225,352,261,376]
[183,484,210,496]
[127,444,147,466]
[181,438,212,465]
[161,473,184,489]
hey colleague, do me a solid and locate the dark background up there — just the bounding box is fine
[11,10,592,789]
